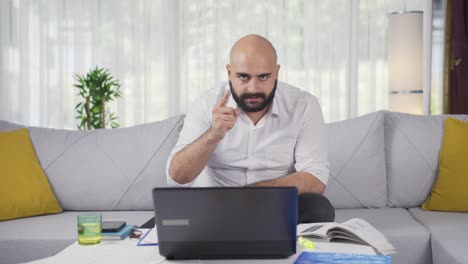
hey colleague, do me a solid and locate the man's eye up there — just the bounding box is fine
[239,75,249,81]
[259,75,269,81]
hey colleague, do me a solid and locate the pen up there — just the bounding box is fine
[298,236,316,250]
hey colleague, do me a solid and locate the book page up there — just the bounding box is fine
[311,242,376,255]
[297,219,396,255]
[337,218,396,255]
[297,222,341,239]
[327,229,366,244]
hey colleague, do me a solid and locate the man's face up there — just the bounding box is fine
[229,80,277,112]
[226,54,280,113]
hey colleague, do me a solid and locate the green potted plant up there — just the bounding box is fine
[74,66,122,130]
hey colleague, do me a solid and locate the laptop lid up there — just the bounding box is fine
[152,187,298,260]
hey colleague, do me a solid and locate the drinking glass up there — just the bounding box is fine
[77,213,102,245]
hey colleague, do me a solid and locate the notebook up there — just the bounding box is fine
[101,224,133,240]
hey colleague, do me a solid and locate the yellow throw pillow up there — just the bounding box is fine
[422,117,468,212]
[0,128,62,221]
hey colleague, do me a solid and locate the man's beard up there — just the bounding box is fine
[229,79,277,113]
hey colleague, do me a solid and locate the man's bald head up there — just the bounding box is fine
[229,34,277,65]
[226,35,280,115]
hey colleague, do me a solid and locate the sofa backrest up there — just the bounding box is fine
[0,116,184,211]
[324,111,387,209]
[4,111,467,211]
[1,112,389,211]
[384,111,468,208]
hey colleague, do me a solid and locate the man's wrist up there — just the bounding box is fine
[205,128,223,144]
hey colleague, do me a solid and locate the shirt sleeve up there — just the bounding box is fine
[166,96,212,186]
[294,97,330,186]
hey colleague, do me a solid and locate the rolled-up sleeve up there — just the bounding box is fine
[294,97,329,186]
[165,97,211,186]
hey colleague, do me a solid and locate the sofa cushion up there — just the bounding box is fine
[0,116,184,211]
[336,208,431,264]
[410,207,468,264]
[324,111,387,208]
[422,117,468,212]
[0,211,154,264]
[384,112,468,208]
[0,128,62,221]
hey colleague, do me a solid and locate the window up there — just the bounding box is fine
[0,0,426,128]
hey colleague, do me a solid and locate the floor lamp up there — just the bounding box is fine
[387,11,424,115]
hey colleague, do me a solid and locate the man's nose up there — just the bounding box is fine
[247,78,261,93]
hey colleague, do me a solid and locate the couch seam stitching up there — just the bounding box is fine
[329,113,381,208]
[111,116,184,209]
[43,130,98,170]
[388,114,439,206]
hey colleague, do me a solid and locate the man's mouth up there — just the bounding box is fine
[245,98,262,103]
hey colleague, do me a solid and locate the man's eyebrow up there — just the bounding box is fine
[258,73,272,77]
[235,72,251,77]
[235,72,272,77]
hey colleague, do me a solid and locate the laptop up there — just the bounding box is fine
[152,187,298,260]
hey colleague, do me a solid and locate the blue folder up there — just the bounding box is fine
[294,252,391,264]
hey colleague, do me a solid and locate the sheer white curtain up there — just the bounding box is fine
[0,0,425,129]
[0,0,175,128]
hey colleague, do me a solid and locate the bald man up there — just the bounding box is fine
[165,34,334,223]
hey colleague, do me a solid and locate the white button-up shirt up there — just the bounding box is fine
[166,81,329,187]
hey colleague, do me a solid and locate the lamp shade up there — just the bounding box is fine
[387,11,423,114]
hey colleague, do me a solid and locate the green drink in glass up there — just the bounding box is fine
[77,213,102,245]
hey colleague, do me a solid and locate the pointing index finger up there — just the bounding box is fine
[217,89,231,107]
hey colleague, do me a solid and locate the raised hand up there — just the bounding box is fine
[209,90,240,141]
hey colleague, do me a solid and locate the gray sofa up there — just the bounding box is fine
[1,111,468,264]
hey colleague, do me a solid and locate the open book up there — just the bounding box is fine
[297,218,397,255]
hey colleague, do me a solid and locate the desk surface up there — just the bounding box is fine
[22,229,375,264]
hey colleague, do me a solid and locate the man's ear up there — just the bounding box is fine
[226,64,231,77]
[276,64,281,76]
